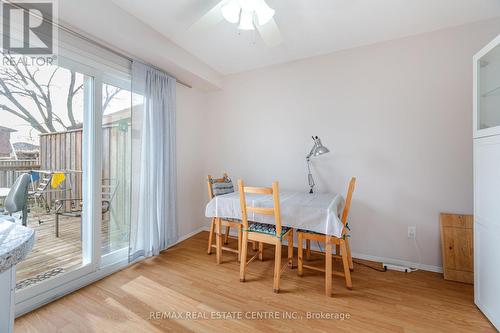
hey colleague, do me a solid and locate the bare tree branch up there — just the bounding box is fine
[0,53,83,134]
[103,85,122,111]
[0,103,47,133]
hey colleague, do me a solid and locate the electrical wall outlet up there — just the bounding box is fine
[408,226,416,239]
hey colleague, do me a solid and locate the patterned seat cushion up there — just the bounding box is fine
[247,222,290,238]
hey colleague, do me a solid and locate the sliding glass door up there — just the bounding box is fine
[100,81,132,266]
[2,53,133,310]
[0,6,134,314]
[1,57,96,302]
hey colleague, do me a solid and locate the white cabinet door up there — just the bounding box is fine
[474,135,500,329]
[475,221,500,328]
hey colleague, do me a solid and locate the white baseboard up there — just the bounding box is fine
[351,252,442,273]
[172,225,208,247]
[200,224,443,273]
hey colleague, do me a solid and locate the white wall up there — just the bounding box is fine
[201,19,500,270]
[65,12,500,269]
[176,86,209,239]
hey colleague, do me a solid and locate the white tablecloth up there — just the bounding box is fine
[205,191,345,237]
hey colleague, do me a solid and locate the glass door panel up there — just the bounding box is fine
[0,60,91,289]
[100,82,132,265]
[478,43,500,130]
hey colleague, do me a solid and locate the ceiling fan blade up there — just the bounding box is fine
[256,18,283,47]
[189,1,225,32]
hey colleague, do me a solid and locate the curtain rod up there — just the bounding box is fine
[2,0,192,89]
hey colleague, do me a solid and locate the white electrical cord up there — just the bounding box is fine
[317,236,421,273]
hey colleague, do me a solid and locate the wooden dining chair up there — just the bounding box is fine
[238,180,294,293]
[207,173,243,264]
[297,177,356,296]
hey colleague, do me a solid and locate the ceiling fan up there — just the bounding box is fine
[190,0,283,47]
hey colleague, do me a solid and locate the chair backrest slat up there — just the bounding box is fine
[243,186,273,195]
[238,180,282,236]
[247,206,274,215]
[207,173,234,199]
[341,177,356,233]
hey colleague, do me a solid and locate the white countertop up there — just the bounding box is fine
[0,221,34,273]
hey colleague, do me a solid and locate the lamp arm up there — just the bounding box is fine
[305,136,328,194]
[306,138,318,194]
[306,156,315,194]
[306,142,317,160]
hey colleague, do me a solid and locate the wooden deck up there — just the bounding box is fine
[16,210,82,283]
[15,207,128,286]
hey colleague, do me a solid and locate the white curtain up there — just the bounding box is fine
[129,61,178,261]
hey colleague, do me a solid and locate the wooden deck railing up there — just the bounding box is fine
[0,160,40,187]
[2,121,130,218]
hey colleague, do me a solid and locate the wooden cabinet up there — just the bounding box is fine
[439,213,473,284]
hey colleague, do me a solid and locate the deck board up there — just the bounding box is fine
[15,207,128,284]
[16,213,83,282]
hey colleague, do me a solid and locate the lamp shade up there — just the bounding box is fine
[306,136,330,194]
[313,145,329,156]
[312,138,329,157]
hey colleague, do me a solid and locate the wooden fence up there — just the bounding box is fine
[102,120,132,233]
[39,129,83,207]
[38,119,131,230]
[0,159,40,188]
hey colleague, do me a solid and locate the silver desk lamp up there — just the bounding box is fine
[306,136,330,193]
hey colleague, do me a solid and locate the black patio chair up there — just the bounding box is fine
[54,179,118,237]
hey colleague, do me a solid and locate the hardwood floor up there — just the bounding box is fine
[15,231,495,333]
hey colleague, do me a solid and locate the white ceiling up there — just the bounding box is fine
[111,0,500,75]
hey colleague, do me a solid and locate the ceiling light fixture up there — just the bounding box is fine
[221,0,275,31]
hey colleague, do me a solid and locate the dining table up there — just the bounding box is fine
[205,190,346,263]
[205,190,352,295]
